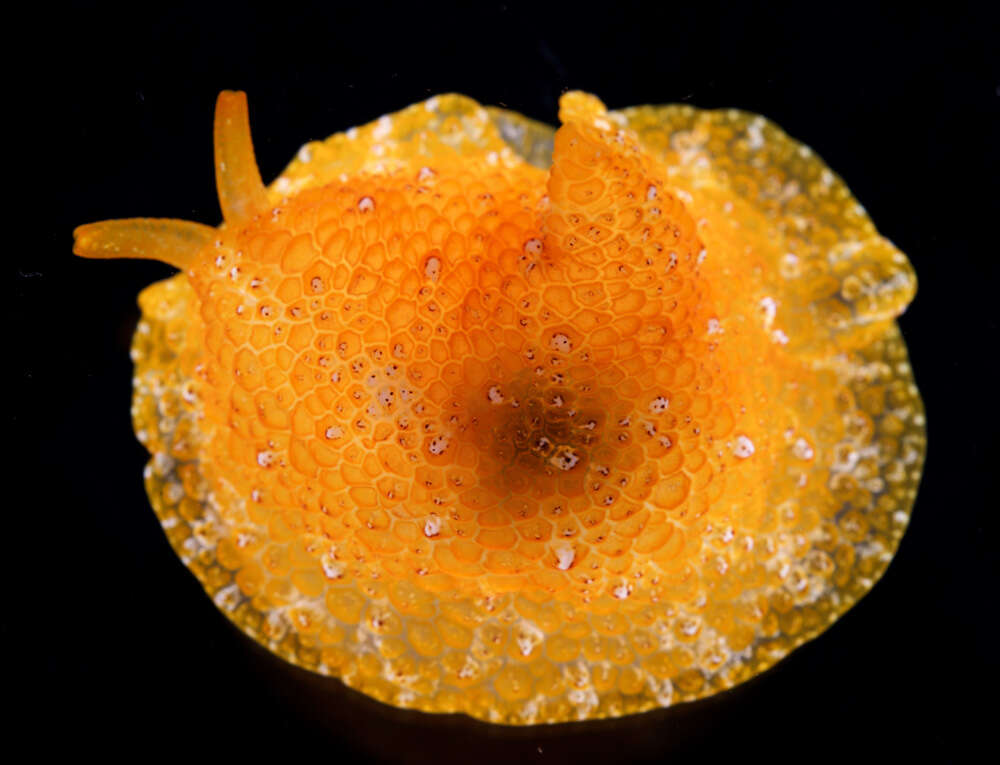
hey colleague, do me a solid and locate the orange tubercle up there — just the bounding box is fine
[77,90,925,724]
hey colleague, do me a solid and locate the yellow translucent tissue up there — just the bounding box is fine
[74,90,925,724]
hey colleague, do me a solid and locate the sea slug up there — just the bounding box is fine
[74,90,926,724]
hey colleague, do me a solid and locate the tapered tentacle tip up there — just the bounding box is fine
[215,90,249,119]
[72,222,105,258]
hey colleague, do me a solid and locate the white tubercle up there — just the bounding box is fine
[555,548,575,570]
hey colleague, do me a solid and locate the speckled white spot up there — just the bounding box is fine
[612,583,631,600]
[164,482,184,504]
[214,584,241,612]
[428,435,450,455]
[424,516,441,537]
[649,396,670,414]
[792,438,814,461]
[550,333,572,352]
[555,547,575,570]
[732,435,755,459]
[424,255,441,281]
[523,238,543,256]
[760,296,777,327]
[373,115,392,141]
[321,554,344,579]
[550,447,580,471]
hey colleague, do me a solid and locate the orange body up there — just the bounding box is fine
[74,90,925,723]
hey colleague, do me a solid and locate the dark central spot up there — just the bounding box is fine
[462,369,634,503]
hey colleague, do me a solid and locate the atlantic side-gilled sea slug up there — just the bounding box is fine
[75,91,925,724]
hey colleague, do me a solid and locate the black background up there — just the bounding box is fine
[13,1,997,761]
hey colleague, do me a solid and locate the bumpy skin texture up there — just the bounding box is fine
[75,91,925,724]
